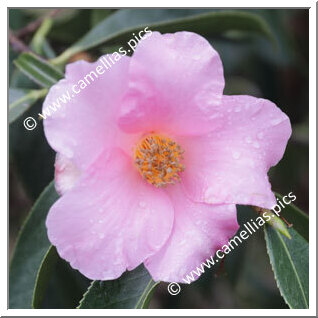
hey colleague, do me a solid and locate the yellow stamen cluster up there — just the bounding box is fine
[134,134,185,188]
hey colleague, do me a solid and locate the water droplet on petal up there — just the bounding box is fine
[253,141,260,149]
[245,136,252,144]
[232,151,241,159]
[257,132,264,140]
[139,201,146,208]
[271,118,283,126]
[179,239,187,246]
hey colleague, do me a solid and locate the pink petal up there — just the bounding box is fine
[43,55,135,170]
[118,31,224,136]
[54,153,81,195]
[46,149,174,280]
[181,95,292,209]
[144,185,238,282]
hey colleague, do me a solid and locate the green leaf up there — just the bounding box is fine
[40,256,90,309]
[78,265,159,309]
[9,182,59,308]
[32,246,59,309]
[30,18,54,55]
[264,225,309,309]
[14,52,63,88]
[9,88,47,124]
[42,39,56,59]
[275,193,309,241]
[52,9,275,65]
[9,101,56,200]
[90,9,116,27]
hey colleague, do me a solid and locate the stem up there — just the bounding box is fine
[30,18,53,55]
[50,48,76,66]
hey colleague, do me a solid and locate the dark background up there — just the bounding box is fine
[9,8,309,309]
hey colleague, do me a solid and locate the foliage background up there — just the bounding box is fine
[9,8,309,309]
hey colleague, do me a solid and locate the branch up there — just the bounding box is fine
[9,30,32,53]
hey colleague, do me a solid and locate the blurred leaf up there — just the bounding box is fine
[9,88,47,124]
[14,52,63,88]
[10,67,38,89]
[32,246,58,309]
[9,101,55,200]
[9,182,59,308]
[52,9,275,65]
[49,9,91,43]
[225,205,258,285]
[224,76,262,96]
[78,265,158,309]
[41,255,91,309]
[291,120,309,146]
[90,9,116,27]
[9,9,31,30]
[275,193,309,241]
[42,39,56,59]
[21,8,78,22]
[30,18,53,55]
[264,226,309,309]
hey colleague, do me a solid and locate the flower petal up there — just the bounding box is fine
[46,149,174,280]
[43,55,132,170]
[181,95,292,209]
[118,31,224,136]
[144,185,238,283]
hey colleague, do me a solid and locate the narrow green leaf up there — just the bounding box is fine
[30,18,54,55]
[9,182,59,308]
[78,265,159,309]
[32,246,59,309]
[14,52,63,88]
[264,225,309,309]
[52,9,275,65]
[42,39,56,59]
[275,192,309,241]
[90,9,116,27]
[9,88,47,124]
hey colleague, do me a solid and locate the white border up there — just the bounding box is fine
[3,0,316,316]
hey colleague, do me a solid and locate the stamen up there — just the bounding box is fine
[134,134,185,188]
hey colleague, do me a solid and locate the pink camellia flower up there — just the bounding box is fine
[44,31,291,282]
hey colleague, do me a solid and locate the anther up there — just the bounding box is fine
[134,134,185,187]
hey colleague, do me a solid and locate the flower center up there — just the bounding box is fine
[134,134,185,188]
